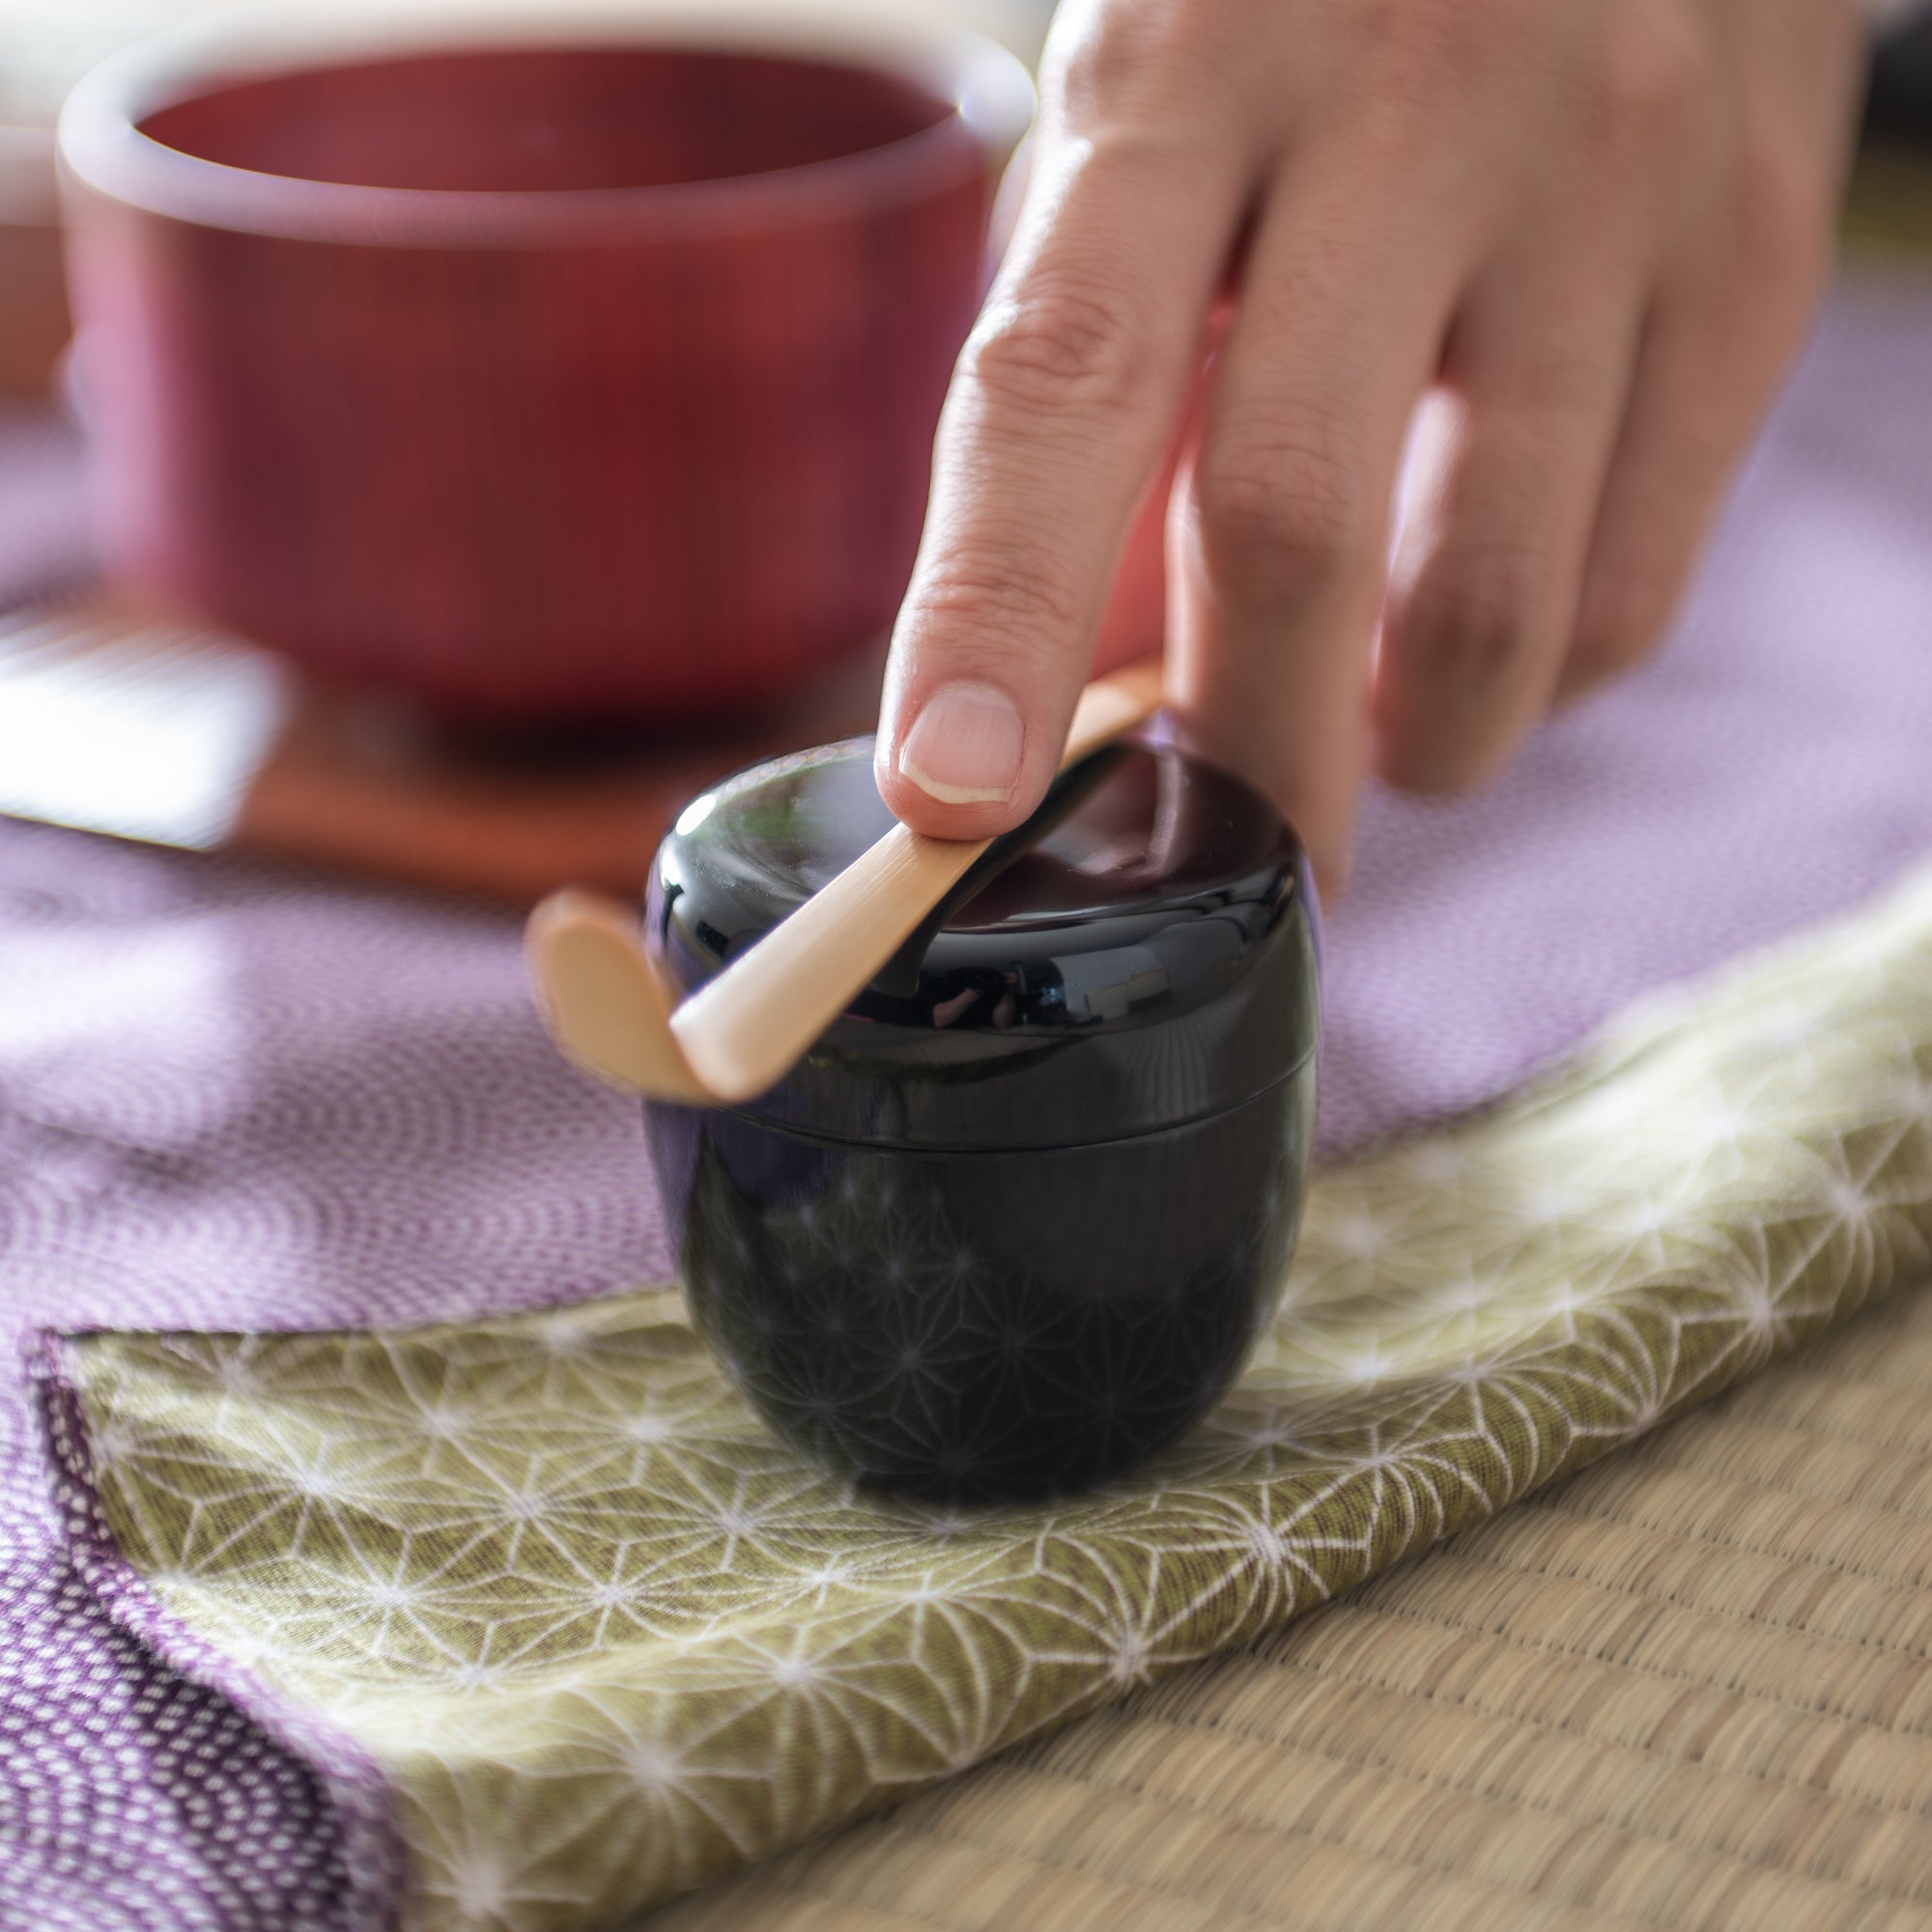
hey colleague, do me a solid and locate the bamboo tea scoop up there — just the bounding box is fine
[526,657,1165,1106]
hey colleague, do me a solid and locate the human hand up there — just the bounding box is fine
[874,0,1865,889]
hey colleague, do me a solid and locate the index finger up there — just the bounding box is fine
[875,117,1248,838]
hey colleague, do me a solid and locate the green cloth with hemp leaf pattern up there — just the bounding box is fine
[43,861,1932,1932]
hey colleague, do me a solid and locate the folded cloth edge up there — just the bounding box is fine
[28,1327,410,1932]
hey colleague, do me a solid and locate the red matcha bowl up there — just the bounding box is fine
[58,6,1033,721]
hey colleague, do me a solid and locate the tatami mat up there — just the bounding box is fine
[646,1280,1932,1931]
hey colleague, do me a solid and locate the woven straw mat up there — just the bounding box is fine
[649,1277,1932,1931]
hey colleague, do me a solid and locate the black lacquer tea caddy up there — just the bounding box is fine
[644,734,1320,1502]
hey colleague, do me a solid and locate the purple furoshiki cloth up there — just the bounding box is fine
[1,270,1931,1927]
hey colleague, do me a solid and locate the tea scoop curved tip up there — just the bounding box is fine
[526,657,1165,1107]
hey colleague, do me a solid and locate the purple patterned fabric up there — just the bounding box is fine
[0,410,671,1926]
[0,832,666,1928]
[1,272,1930,1928]
[30,1330,402,1930]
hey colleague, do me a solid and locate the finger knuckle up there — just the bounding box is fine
[1193,429,1372,604]
[1376,0,1520,89]
[964,283,1155,417]
[910,546,1088,649]
[1590,4,1710,156]
[1395,548,1548,685]
[1046,0,1221,128]
[1727,136,1833,301]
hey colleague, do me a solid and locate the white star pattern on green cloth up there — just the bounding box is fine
[43,862,1932,1931]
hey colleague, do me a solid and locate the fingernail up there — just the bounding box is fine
[896,682,1025,807]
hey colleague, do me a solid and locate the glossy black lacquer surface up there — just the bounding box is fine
[649,738,1319,1150]
[643,735,1321,1502]
[650,1069,1313,1500]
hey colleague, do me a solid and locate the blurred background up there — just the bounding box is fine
[0,0,1065,894]
[0,0,1059,399]
[3,0,1928,400]
[0,0,1926,902]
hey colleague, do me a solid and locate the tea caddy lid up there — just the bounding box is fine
[648,735,1320,1151]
